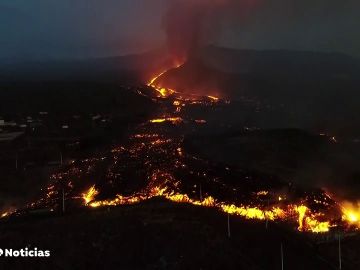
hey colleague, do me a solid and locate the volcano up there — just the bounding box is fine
[2,56,360,235]
[1,46,360,269]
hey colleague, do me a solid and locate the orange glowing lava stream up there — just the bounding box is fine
[147,66,180,98]
[82,185,336,233]
[147,64,220,103]
[150,117,183,124]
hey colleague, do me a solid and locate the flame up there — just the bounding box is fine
[147,70,168,87]
[256,190,269,196]
[341,201,360,227]
[89,195,142,208]
[150,117,183,124]
[304,217,330,233]
[17,62,355,236]
[221,204,285,221]
[147,63,183,98]
[295,205,330,233]
[1,212,9,218]
[207,95,219,102]
[82,183,332,233]
[147,64,220,103]
[295,205,307,231]
[82,185,99,205]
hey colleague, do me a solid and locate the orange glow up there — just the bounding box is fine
[295,205,330,233]
[256,190,269,196]
[82,183,333,233]
[1,212,9,218]
[82,185,99,205]
[295,205,307,231]
[150,117,183,124]
[221,204,285,221]
[147,63,183,98]
[341,201,360,227]
[147,70,168,87]
[207,95,219,102]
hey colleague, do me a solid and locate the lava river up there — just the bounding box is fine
[2,67,360,235]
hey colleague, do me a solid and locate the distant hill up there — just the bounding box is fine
[2,46,359,83]
[155,47,360,136]
[157,46,360,95]
[1,47,359,136]
[199,46,360,80]
[1,45,359,83]
[0,49,170,82]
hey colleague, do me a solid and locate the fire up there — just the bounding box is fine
[207,95,219,102]
[81,183,333,233]
[1,212,9,218]
[148,70,168,87]
[82,185,99,205]
[147,63,183,98]
[159,87,175,97]
[13,61,355,237]
[295,205,330,233]
[341,201,360,227]
[304,217,330,233]
[150,117,183,124]
[295,205,307,231]
[147,64,220,104]
[221,204,285,221]
[256,190,269,196]
[89,195,142,208]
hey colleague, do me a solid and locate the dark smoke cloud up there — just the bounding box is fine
[163,0,360,61]
[164,0,259,62]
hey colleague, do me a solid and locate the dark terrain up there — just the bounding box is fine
[0,199,352,270]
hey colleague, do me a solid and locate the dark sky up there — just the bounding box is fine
[1,0,359,60]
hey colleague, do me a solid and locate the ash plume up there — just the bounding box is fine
[163,0,258,62]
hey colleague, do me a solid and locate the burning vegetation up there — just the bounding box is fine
[79,180,356,234]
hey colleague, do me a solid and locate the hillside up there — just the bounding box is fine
[0,199,346,270]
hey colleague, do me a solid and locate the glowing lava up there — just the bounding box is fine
[82,185,99,205]
[81,184,334,233]
[295,205,330,233]
[4,61,358,239]
[147,64,182,98]
[150,117,183,124]
[1,212,9,218]
[341,201,360,227]
[207,95,219,102]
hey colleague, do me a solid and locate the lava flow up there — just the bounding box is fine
[147,63,182,98]
[2,65,360,236]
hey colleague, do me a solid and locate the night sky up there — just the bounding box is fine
[0,0,359,60]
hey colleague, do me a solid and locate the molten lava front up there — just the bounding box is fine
[81,184,334,233]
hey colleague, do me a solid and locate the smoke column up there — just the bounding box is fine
[163,0,259,62]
